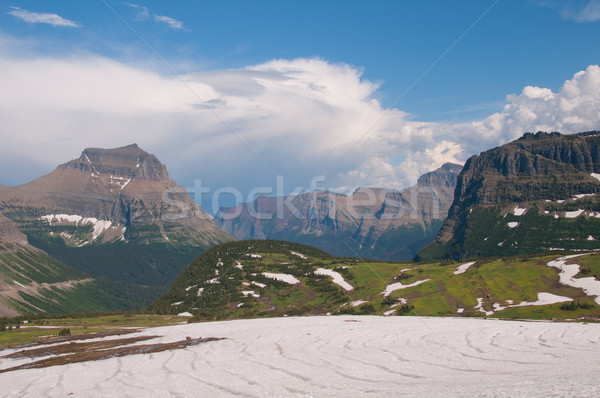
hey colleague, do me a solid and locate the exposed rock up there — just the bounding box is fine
[215,163,462,260]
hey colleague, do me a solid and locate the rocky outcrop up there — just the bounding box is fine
[0,144,231,246]
[418,131,600,261]
[215,163,462,260]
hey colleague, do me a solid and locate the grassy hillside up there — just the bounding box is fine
[150,240,600,321]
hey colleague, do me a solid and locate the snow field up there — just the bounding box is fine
[2,316,600,397]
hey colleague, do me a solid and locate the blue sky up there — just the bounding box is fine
[1,0,600,210]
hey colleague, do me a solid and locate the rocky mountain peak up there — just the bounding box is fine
[417,162,463,188]
[65,144,170,182]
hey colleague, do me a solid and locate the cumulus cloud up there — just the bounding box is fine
[7,6,81,27]
[0,48,598,211]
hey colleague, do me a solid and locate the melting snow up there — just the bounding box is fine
[290,251,308,260]
[185,285,197,292]
[457,308,464,313]
[242,290,260,298]
[252,281,266,288]
[235,261,243,269]
[453,261,475,275]
[383,310,396,316]
[591,173,600,182]
[247,254,262,259]
[507,222,519,229]
[382,279,430,297]
[3,317,600,397]
[171,301,183,306]
[513,206,527,216]
[314,268,354,291]
[565,209,585,218]
[547,255,600,304]
[350,300,367,307]
[587,235,596,241]
[177,312,193,317]
[196,288,204,297]
[262,273,300,285]
[474,298,494,316]
[510,292,572,307]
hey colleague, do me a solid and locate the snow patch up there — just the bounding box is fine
[177,312,193,317]
[587,235,596,241]
[314,268,354,291]
[547,255,600,305]
[262,272,300,285]
[252,281,266,288]
[382,279,430,297]
[235,261,243,269]
[246,254,262,259]
[510,292,572,307]
[591,173,600,182]
[350,300,367,307]
[565,209,585,218]
[171,301,183,306]
[507,222,519,229]
[457,308,464,314]
[513,206,527,216]
[383,310,396,316]
[453,261,475,275]
[290,251,308,260]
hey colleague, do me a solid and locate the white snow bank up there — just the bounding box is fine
[513,206,527,216]
[565,209,585,218]
[474,297,494,316]
[176,312,193,317]
[3,317,600,398]
[246,254,262,259]
[382,279,430,297]
[547,255,600,304]
[507,222,519,229]
[510,292,572,307]
[350,300,367,307]
[252,281,266,288]
[591,173,600,182]
[453,261,475,275]
[314,268,354,291]
[290,251,308,259]
[262,272,300,285]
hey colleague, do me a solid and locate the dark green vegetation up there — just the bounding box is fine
[269,220,444,262]
[419,131,600,261]
[150,240,600,321]
[27,233,205,309]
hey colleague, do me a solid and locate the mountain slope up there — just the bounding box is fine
[0,213,125,317]
[0,144,233,311]
[418,131,600,261]
[150,240,600,321]
[215,163,462,261]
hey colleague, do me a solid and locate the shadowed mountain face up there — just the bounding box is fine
[0,144,231,246]
[418,131,600,261]
[214,163,462,261]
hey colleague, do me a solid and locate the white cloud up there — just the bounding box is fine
[126,3,188,30]
[0,47,598,209]
[153,14,187,30]
[7,7,81,28]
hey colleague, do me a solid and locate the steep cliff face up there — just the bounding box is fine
[215,163,462,260]
[418,132,600,261]
[0,144,231,246]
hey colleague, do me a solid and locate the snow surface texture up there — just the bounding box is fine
[547,255,600,304]
[314,268,354,291]
[2,316,600,397]
[454,262,475,275]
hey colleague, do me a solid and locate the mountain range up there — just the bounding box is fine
[215,163,462,261]
[0,144,232,315]
[418,131,600,261]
